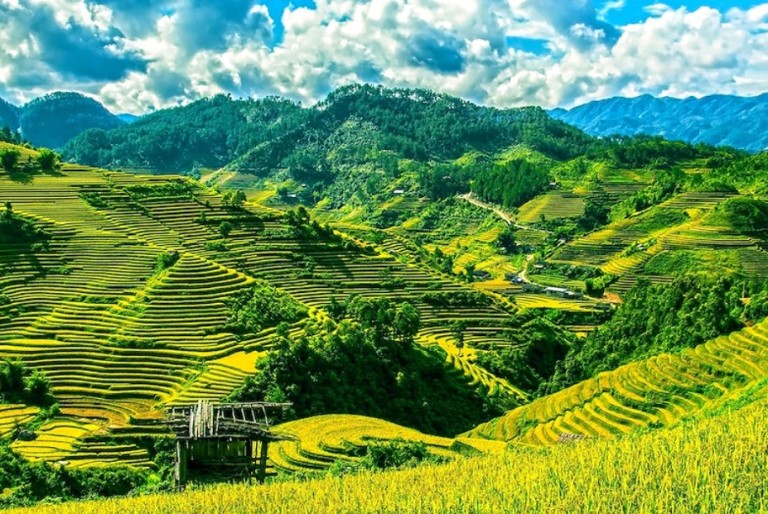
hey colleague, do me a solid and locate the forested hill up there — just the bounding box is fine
[550,93,768,153]
[63,94,306,173]
[20,92,125,149]
[0,98,19,133]
[62,85,593,175]
[0,92,125,149]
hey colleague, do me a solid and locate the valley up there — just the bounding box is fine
[0,85,766,510]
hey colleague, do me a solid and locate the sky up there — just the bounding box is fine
[0,0,767,114]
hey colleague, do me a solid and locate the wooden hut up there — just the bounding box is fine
[166,401,291,487]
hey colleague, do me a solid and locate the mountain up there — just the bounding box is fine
[116,113,140,124]
[62,84,593,175]
[550,93,768,153]
[0,97,20,132]
[62,94,305,172]
[19,92,124,149]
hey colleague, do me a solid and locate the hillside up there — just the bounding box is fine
[0,98,20,133]
[1,102,768,508]
[0,144,535,480]
[550,93,768,153]
[62,85,593,175]
[17,92,125,149]
[11,382,768,513]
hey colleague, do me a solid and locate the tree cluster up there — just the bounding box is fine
[229,296,500,436]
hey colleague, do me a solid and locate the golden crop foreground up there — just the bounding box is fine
[15,396,768,514]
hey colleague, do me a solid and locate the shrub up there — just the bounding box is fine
[225,281,307,334]
[218,221,233,238]
[36,149,60,171]
[0,149,20,171]
[0,359,56,407]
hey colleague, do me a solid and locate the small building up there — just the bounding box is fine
[166,401,291,487]
[544,286,570,298]
[393,189,405,195]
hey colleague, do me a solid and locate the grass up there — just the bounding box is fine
[11,387,768,513]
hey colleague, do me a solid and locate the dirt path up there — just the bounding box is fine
[458,193,550,234]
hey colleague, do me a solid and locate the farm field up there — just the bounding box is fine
[468,318,768,443]
[0,160,528,468]
[13,382,768,514]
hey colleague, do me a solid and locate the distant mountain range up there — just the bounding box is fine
[550,93,768,153]
[3,89,768,153]
[0,92,127,149]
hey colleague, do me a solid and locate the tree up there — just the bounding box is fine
[218,221,233,238]
[496,225,518,254]
[451,320,467,356]
[393,302,421,343]
[36,149,60,171]
[0,149,20,171]
[232,190,247,209]
[579,200,610,231]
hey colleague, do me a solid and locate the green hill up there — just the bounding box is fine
[1,87,767,510]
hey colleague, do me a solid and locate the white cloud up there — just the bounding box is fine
[0,1,767,113]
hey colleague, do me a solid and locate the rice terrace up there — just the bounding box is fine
[1,1,768,512]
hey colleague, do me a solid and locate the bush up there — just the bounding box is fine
[0,149,20,171]
[218,221,233,238]
[0,359,56,407]
[155,251,180,273]
[36,149,60,171]
[360,439,441,470]
[225,281,307,334]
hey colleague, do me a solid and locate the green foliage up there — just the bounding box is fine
[585,274,616,297]
[496,225,518,254]
[706,197,768,232]
[475,317,573,395]
[80,192,108,209]
[420,291,492,308]
[36,148,60,171]
[124,181,194,199]
[62,95,304,172]
[229,297,499,436]
[218,221,233,238]
[222,190,247,209]
[604,136,699,168]
[359,439,444,470]
[0,358,55,407]
[610,168,685,220]
[154,251,180,273]
[0,202,49,246]
[472,159,550,209]
[546,275,768,392]
[225,280,307,334]
[0,444,147,508]
[579,199,610,231]
[18,92,123,149]
[0,148,20,171]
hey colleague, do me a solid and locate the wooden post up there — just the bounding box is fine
[257,439,269,483]
[175,440,188,488]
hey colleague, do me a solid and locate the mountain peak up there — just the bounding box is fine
[550,93,768,152]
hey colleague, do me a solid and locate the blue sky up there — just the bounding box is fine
[602,0,759,24]
[0,1,766,113]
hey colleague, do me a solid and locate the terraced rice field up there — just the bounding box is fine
[467,318,768,444]
[518,191,585,224]
[0,164,525,468]
[269,414,506,473]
